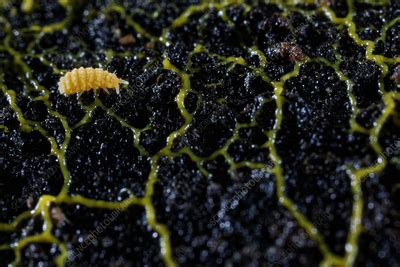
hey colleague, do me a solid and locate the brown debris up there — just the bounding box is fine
[319,0,333,5]
[118,34,136,46]
[50,206,71,226]
[390,65,400,84]
[278,42,306,62]
[156,74,163,85]
[144,41,155,50]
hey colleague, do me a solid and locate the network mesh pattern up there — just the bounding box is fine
[0,0,399,266]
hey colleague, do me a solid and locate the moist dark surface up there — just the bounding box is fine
[0,0,400,266]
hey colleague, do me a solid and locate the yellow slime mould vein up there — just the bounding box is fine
[171,0,245,28]
[21,0,34,13]
[1,1,398,267]
[319,0,399,265]
[107,4,155,40]
[267,61,343,264]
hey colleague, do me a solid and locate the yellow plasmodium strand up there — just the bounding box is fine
[21,0,34,13]
[1,1,399,267]
[58,0,71,8]
[162,58,193,150]
[107,4,155,40]
[58,67,129,95]
[0,4,177,267]
[266,61,343,266]
[143,158,177,267]
[94,96,178,266]
[170,0,247,28]
[319,0,399,265]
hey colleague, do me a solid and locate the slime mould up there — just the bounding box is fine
[0,0,400,267]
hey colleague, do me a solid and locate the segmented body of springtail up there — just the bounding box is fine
[58,67,129,95]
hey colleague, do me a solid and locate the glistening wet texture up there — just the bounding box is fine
[0,0,400,266]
